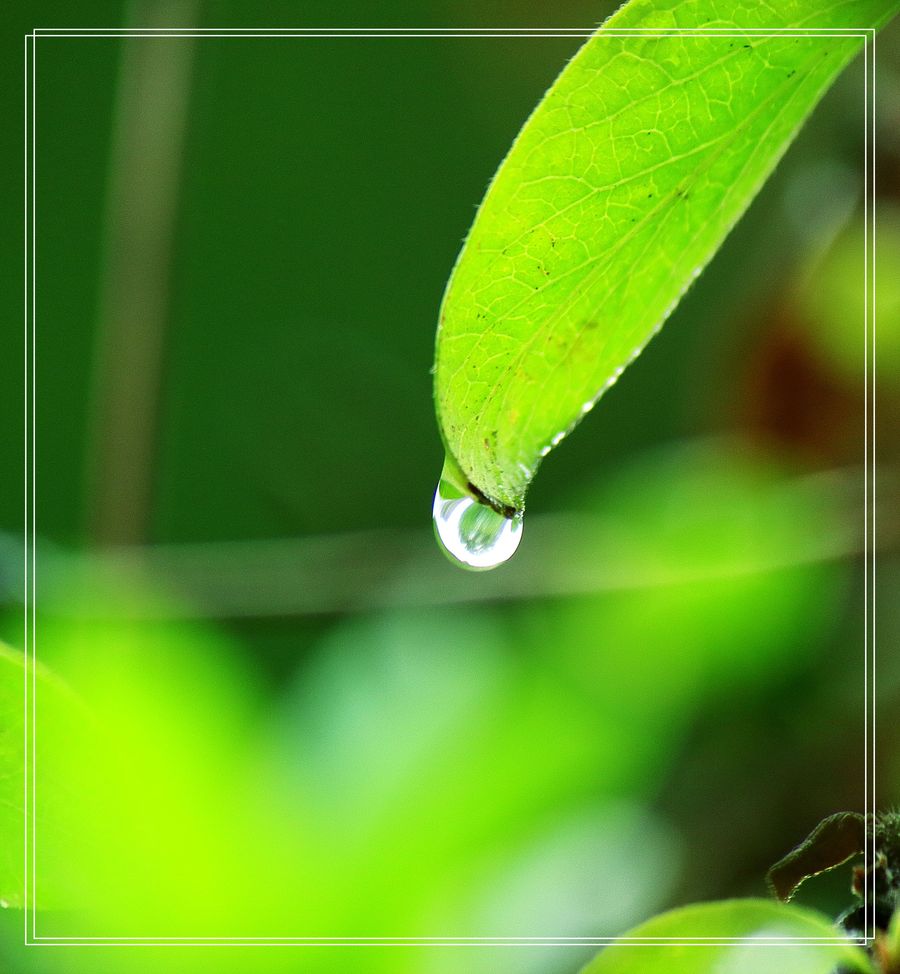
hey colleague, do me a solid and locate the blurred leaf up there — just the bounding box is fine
[455,802,679,939]
[579,899,875,974]
[797,203,900,384]
[881,908,900,970]
[0,644,27,908]
[21,581,678,947]
[767,812,866,902]
[434,0,896,513]
[0,642,85,909]
[519,441,851,793]
[22,568,272,936]
[264,607,677,937]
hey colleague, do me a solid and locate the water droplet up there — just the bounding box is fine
[432,466,523,571]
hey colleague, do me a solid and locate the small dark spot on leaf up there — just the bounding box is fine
[584,320,599,330]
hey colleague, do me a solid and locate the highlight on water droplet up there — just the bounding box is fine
[432,459,523,571]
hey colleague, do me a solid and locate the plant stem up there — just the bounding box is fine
[85,0,196,546]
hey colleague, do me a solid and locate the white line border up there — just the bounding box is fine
[23,25,877,948]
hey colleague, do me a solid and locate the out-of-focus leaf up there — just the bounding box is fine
[434,0,896,513]
[35,611,264,936]
[0,644,28,908]
[797,204,900,384]
[881,908,900,970]
[19,576,679,952]
[0,642,85,909]
[580,899,875,974]
[457,802,679,938]
[265,607,678,938]
[518,440,851,793]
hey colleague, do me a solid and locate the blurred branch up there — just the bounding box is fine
[85,1,197,545]
[6,466,895,620]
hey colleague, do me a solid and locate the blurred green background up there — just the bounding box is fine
[1,2,899,972]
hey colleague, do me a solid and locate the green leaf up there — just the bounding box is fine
[0,643,85,909]
[434,0,897,513]
[580,899,875,974]
[0,645,25,908]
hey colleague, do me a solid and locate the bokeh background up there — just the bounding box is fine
[1,2,899,973]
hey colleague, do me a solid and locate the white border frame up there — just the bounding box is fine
[22,24,877,949]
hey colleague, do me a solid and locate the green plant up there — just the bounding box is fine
[578,900,874,974]
[432,0,897,569]
[3,1,896,970]
[430,0,898,967]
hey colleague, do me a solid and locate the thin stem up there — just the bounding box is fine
[85,0,197,545]
[24,467,894,620]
